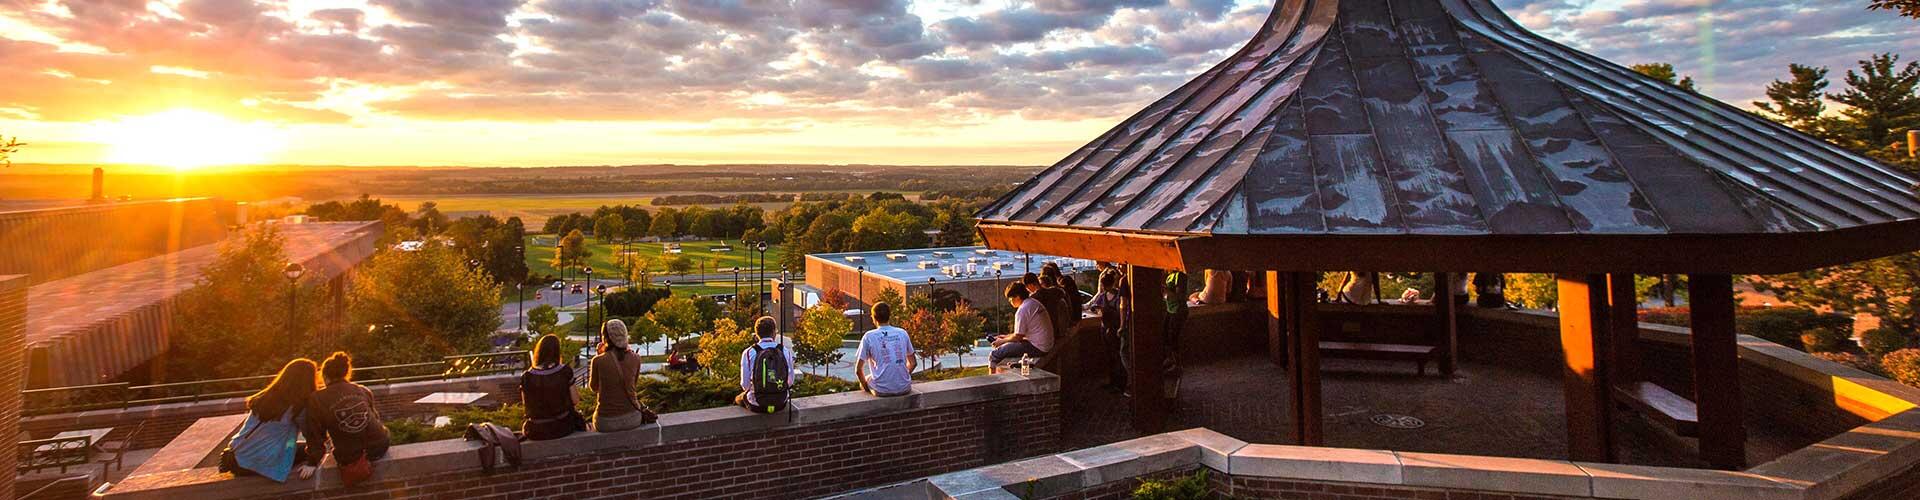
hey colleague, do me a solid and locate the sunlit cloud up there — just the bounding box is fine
[0,0,1913,166]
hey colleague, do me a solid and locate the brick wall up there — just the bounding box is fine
[1844,458,1920,500]
[102,373,1062,500]
[21,374,521,450]
[1,275,29,498]
[1219,476,1586,500]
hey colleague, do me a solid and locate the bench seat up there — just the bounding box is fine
[1612,381,1699,437]
[1318,341,1439,375]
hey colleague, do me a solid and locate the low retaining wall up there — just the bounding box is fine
[23,374,520,450]
[96,371,1062,500]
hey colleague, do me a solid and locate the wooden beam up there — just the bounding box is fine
[1434,272,1459,376]
[1607,274,1641,385]
[1128,265,1169,434]
[1557,274,1615,463]
[1289,271,1323,446]
[1266,271,1286,367]
[1168,219,1920,275]
[977,223,1186,270]
[1689,274,1746,470]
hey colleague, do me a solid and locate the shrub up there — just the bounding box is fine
[1638,307,1691,327]
[696,318,753,374]
[387,404,530,445]
[1861,327,1910,357]
[632,371,854,414]
[1812,352,1883,376]
[1635,306,1853,351]
[1882,349,1920,387]
[912,366,988,382]
[1131,471,1211,500]
[1800,327,1852,354]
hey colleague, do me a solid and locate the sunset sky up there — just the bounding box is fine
[1,0,1915,167]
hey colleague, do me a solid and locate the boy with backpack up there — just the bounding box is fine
[737,316,795,414]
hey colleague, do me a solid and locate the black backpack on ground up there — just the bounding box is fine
[748,344,791,413]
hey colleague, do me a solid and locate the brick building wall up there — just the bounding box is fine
[0,199,228,286]
[21,373,521,450]
[104,375,1062,500]
[1,275,29,498]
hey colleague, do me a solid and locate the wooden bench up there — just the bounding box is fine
[1611,381,1699,437]
[1318,341,1439,375]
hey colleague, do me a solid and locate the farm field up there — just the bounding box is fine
[524,236,787,281]
[374,190,918,228]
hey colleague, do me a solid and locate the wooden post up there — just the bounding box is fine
[1128,265,1169,434]
[1689,274,1746,470]
[1288,271,1323,446]
[1434,272,1459,376]
[1266,271,1286,367]
[1557,274,1614,462]
[1606,274,1641,385]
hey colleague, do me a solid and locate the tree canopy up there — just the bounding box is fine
[1630,62,1697,91]
[343,244,503,366]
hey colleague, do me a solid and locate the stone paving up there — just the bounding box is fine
[1060,354,1808,469]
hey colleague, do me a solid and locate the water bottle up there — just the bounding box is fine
[1019,354,1032,377]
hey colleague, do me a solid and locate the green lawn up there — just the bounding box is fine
[525,236,786,284]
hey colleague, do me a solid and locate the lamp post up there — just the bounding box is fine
[755,240,770,314]
[283,262,306,349]
[856,265,867,331]
[731,267,742,307]
[581,266,593,308]
[516,282,525,335]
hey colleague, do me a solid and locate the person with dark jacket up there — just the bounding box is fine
[303,352,390,477]
[1041,262,1083,319]
[1025,272,1073,337]
[228,358,319,482]
[521,334,584,440]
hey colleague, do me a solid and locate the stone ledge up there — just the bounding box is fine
[1166,427,1245,472]
[1750,408,1920,500]
[1230,444,1401,484]
[99,371,1057,499]
[1577,462,1804,500]
[129,414,247,477]
[1397,451,1592,497]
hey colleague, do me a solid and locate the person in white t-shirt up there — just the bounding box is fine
[990,282,1054,372]
[856,302,916,396]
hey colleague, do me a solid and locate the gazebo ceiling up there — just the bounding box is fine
[975,0,1920,273]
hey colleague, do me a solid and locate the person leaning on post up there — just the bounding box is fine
[856,302,916,397]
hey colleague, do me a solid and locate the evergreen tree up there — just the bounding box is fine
[1754,64,1834,138]
[1828,53,1920,154]
[1630,62,1697,91]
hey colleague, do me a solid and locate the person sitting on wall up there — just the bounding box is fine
[225,358,319,482]
[589,319,656,432]
[737,317,796,413]
[855,302,916,397]
[302,352,390,484]
[1025,272,1073,338]
[521,334,586,441]
[991,282,1055,372]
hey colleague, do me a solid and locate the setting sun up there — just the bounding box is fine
[93,110,284,170]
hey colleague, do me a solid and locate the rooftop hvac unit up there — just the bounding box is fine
[844,256,866,264]
[917,261,940,269]
[973,249,997,256]
[885,253,908,261]
[965,263,979,275]
[992,262,1016,270]
[931,251,953,258]
[967,257,986,263]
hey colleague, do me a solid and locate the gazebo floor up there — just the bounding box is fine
[1060,355,1809,469]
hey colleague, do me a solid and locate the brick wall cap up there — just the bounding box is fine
[1165,427,1245,472]
[1059,433,1198,487]
[1577,462,1805,500]
[1397,451,1593,497]
[1229,443,1402,484]
[1749,408,1920,500]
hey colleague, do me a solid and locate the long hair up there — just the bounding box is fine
[246,358,319,421]
[532,334,562,367]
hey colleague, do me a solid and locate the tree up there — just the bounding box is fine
[1828,53,1920,154]
[648,297,705,353]
[796,303,852,375]
[900,307,946,369]
[1755,252,1920,340]
[344,244,503,366]
[621,216,649,244]
[697,318,753,374]
[627,315,667,356]
[166,227,330,380]
[1869,0,1920,19]
[1630,62,1697,91]
[413,202,450,236]
[665,255,694,279]
[1755,64,1835,137]
[554,229,591,274]
[649,208,680,238]
[0,133,22,167]
[594,213,624,243]
[941,305,986,370]
[527,304,560,336]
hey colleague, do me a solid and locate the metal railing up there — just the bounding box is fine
[15,435,91,474]
[21,351,529,416]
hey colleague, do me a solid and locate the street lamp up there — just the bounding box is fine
[516,282,525,335]
[283,262,306,349]
[856,265,867,331]
[581,267,593,308]
[731,266,742,307]
[754,240,770,314]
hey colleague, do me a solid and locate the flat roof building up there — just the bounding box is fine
[777,246,1095,332]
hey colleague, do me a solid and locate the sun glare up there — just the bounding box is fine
[95,109,284,170]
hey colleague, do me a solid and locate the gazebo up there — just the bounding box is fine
[974,0,1920,471]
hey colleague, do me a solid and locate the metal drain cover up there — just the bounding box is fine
[1370,414,1425,429]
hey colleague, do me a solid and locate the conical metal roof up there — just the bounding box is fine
[978,0,1920,242]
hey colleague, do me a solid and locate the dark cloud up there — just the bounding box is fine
[934,8,1108,46]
